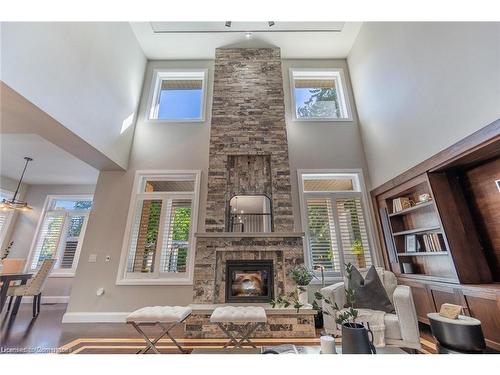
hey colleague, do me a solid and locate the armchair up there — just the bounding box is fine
[321,267,421,350]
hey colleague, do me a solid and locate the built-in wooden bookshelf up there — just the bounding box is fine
[375,174,459,282]
[371,119,499,350]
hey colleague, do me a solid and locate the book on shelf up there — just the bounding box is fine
[392,197,411,213]
[418,233,446,252]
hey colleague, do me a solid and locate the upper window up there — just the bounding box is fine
[148,70,207,121]
[28,196,93,275]
[298,171,373,279]
[290,69,351,121]
[117,171,201,285]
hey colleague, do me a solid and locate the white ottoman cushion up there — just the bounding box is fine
[210,306,267,323]
[126,306,192,323]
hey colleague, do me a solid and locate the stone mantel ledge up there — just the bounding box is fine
[195,232,304,238]
[189,303,316,315]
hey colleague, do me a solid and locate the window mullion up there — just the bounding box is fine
[330,194,346,277]
[153,196,168,277]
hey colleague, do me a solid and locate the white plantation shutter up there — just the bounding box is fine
[301,173,374,277]
[30,212,65,269]
[305,198,340,272]
[160,199,192,273]
[58,214,86,269]
[126,199,163,273]
[336,197,372,269]
[0,212,8,239]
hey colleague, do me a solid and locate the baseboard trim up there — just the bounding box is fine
[62,312,129,323]
[20,296,69,304]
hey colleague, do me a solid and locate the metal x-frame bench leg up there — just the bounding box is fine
[128,315,190,354]
[217,322,265,349]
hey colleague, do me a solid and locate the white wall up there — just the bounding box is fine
[0,22,147,169]
[6,183,96,299]
[282,59,370,231]
[66,57,371,315]
[348,22,500,188]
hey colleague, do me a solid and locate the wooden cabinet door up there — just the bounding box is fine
[463,292,500,351]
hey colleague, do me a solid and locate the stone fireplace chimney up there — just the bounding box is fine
[192,48,304,305]
[205,48,294,233]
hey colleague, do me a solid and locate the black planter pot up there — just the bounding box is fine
[341,323,376,354]
[314,310,324,329]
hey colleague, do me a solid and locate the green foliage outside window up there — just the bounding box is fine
[298,88,341,118]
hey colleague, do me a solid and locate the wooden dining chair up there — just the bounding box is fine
[6,258,56,318]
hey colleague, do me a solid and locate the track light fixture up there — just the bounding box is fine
[225,21,232,27]
[268,21,275,27]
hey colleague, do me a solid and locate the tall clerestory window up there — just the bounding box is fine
[290,69,352,121]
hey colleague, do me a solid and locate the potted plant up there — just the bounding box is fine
[269,292,304,313]
[315,263,376,354]
[289,265,314,305]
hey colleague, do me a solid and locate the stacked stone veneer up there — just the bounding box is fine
[184,312,316,339]
[189,48,312,338]
[192,235,303,303]
[205,48,294,233]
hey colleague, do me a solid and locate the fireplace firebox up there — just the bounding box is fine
[225,260,274,303]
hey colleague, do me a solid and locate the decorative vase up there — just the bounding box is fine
[314,310,324,328]
[341,322,376,354]
[297,286,308,305]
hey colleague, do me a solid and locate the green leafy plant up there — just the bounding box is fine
[289,265,314,286]
[313,263,359,327]
[351,239,364,256]
[1,241,13,261]
[270,292,304,313]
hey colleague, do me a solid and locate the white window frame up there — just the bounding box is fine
[289,68,353,122]
[25,195,93,278]
[116,170,201,285]
[297,169,377,283]
[0,189,15,250]
[147,69,208,123]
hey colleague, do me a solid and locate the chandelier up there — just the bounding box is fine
[0,157,33,211]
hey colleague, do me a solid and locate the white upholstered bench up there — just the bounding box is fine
[126,306,192,354]
[210,306,267,348]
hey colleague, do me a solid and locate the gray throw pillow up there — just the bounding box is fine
[347,265,395,313]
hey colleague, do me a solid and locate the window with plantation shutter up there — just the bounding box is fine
[118,171,200,284]
[148,70,207,121]
[29,196,92,274]
[300,172,374,278]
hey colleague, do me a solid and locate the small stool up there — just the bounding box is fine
[126,306,192,354]
[210,306,267,349]
[427,313,486,353]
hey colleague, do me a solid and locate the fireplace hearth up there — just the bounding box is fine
[225,260,274,303]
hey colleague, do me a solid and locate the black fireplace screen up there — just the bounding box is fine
[225,260,274,303]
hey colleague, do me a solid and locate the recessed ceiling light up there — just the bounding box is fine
[245,32,252,39]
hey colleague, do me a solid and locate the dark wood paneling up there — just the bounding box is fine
[429,285,465,313]
[428,172,492,284]
[463,294,500,351]
[461,158,500,280]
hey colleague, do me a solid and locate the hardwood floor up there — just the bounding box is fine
[1,303,438,354]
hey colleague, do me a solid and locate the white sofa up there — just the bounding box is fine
[321,267,421,350]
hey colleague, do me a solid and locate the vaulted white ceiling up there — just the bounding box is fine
[130,22,363,59]
[0,134,99,185]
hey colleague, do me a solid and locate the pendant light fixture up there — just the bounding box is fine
[0,157,33,211]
